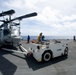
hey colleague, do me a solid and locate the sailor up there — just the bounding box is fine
[27,35,30,43]
[37,33,42,43]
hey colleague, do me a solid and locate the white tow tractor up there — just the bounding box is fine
[28,40,69,62]
[3,40,68,62]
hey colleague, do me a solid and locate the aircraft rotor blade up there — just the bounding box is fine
[10,12,37,21]
[0,9,15,17]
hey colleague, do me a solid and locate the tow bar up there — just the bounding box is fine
[2,44,33,56]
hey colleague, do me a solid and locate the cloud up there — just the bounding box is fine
[4,0,45,10]
[4,0,23,9]
[36,6,62,24]
[1,0,76,36]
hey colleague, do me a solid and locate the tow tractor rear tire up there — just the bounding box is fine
[42,51,52,62]
[64,47,68,56]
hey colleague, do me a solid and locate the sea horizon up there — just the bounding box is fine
[22,36,74,40]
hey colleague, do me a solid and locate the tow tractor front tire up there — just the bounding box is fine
[42,51,52,62]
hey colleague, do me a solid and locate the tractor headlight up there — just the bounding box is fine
[37,46,40,49]
[37,45,41,52]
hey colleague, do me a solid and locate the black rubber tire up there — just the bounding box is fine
[64,47,68,56]
[42,51,52,62]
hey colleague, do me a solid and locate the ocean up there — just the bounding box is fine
[22,36,73,40]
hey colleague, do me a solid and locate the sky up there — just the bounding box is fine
[0,0,76,36]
